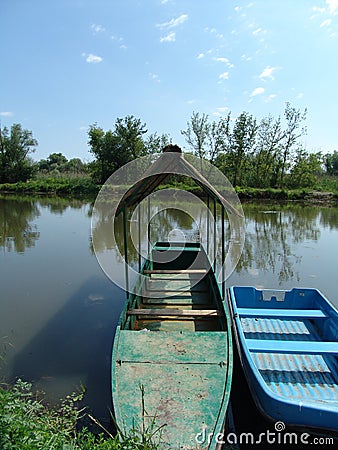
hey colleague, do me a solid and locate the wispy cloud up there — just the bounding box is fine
[91,24,106,34]
[197,52,205,59]
[241,54,253,61]
[213,57,235,68]
[252,27,267,36]
[157,14,188,29]
[312,6,326,13]
[82,53,103,63]
[204,27,224,39]
[160,32,176,43]
[251,87,265,97]
[326,0,338,15]
[149,73,161,83]
[259,66,276,79]
[0,111,13,117]
[213,106,229,116]
[219,72,229,80]
[320,18,332,27]
[266,94,277,102]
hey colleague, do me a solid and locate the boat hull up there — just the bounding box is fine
[229,286,338,433]
[112,243,233,449]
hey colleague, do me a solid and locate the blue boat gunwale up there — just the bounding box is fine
[228,285,338,431]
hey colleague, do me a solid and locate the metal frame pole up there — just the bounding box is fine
[138,204,141,272]
[123,206,129,298]
[213,198,217,272]
[147,196,151,256]
[221,205,225,300]
[207,195,210,255]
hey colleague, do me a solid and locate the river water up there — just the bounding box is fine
[0,194,337,425]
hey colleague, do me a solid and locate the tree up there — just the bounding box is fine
[87,116,153,184]
[324,150,338,176]
[252,115,284,187]
[207,114,231,164]
[289,149,323,188]
[0,123,37,183]
[181,112,210,160]
[228,112,257,187]
[279,103,307,188]
[144,132,172,154]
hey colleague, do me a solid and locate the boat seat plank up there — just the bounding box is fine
[144,269,207,275]
[127,308,223,317]
[237,308,326,318]
[153,246,201,252]
[247,339,338,354]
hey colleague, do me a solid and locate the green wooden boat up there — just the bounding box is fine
[109,145,243,449]
[112,241,233,449]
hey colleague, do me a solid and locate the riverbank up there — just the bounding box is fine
[0,380,160,449]
[0,178,99,197]
[0,179,337,205]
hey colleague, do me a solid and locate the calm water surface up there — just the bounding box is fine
[0,194,337,425]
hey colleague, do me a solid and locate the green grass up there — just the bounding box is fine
[0,177,99,197]
[0,380,161,450]
[1,176,337,204]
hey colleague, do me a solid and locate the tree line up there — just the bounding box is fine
[1,105,337,190]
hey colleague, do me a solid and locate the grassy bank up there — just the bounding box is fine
[1,178,337,204]
[0,177,99,197]
[0,380,160,449]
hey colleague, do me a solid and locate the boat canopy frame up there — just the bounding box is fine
[116,145,243,300]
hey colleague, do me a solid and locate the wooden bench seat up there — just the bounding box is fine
[127,308,223,317]
[144,269,207,275]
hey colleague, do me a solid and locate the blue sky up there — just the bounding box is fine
[1,0,338,161]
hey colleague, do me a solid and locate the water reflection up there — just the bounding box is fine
[0,195,93,254]
[0,195,40,253]
[233,202,338,286]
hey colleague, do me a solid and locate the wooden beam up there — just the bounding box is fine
[127,308,223,317]
[144,269,207,274]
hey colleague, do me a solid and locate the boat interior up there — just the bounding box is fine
[121,242,227,332]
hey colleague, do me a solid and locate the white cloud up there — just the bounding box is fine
[197,53,205,59]
[251,87,265,96]
[219,72,229,80]
[259,66,276,79]
[149,73,160,83]
[82,53,103,63]
[266,94,277,102]
[157,14,188,29]
[91,24,105,34]
[0,111,13,117]
[252,27,266,36]
[214,57,230,63]
[214,57,235,68]
[160,32,176,42]
[326,0,338,14]
[312,6,326,13]
[320,18,332,27]
[214,107,229,115]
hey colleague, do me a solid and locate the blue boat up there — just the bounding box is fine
[229,286,338,433]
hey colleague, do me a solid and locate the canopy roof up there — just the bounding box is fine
[115,145,243,217]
